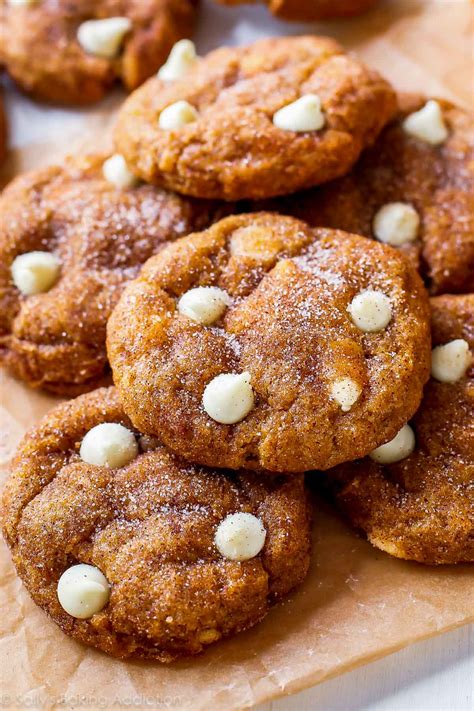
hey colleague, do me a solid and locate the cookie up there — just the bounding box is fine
[265,95,474,295]
[1,387,312,660]
[216,0,378,22]
[107,213,431,473]
[0,0,197,105]
[323,294,474,565]
[0,153,218,394]
[114,36,397,200]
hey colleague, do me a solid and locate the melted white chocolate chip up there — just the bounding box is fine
[158,100,198,130]
[77,17,132,59]
[431,339,472,383]
[158,39,197,81]
[215,512,266,561]
[369,424,415,464]
[402,100,448,145]
[272,94,325,133]
[347,290,392,333]
[11,251,61,295]
[202,372,254,424]
[57,564,110,619]
[330,377,362,412]
[178,287,231,325]
[373,202,420,246]
[80,423,138,468]
[229,225,275,260]
[102,154,137,189]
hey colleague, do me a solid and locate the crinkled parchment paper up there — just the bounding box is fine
[0,1,472,709]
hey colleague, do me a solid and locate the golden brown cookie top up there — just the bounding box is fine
[114,35,397,200]
[216,0,378,22]
[0,153,217,394]
[269,95,474,295]
[2,386,311,661]
[324,293,474,565]
[107,212,431,473]
[0,0,197,104]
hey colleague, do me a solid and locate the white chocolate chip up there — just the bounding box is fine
[11,251,61,296]
[202,372,254,425]
[330,377,362,412]
[348,290,392,333]
[272,94,325,133]
[102,154,137,189]
[158,100,198,130]
[80,423,138,468]
[431,339,472,383]
[7,0,38,6]
[57,564,110,619]
[373,202,420,246]
[402,100,448,145]
[77,17,132,59]
[369,424,415,464]
[157,39,197,81]
[229,225,275,260]
[178,287,231,325]
[215,512,266,561]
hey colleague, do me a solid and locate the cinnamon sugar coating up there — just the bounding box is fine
[0,0,197,105]
[264,95,474,295]
[1,387,312,660]
[324,294,474,565]
[107,213,431,472]
[216,0,378,21]
[114,36,397,200]
[0,154,218,394]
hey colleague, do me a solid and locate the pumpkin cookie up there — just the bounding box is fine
[267,95,474,295]
[107,213,431,473]
[216,0,378,22]
[0,0,197,105]
[323,294,474,565]
[0,153,218,394]
[114,35,396,200]
[2,387,312,660]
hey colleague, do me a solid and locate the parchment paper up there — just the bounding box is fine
[1,1,473,709]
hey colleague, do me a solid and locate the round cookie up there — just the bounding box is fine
[1,387,312,661]
[107,212,431,473]
[0,153,218,395]
[216,0,378,22]
[266,95,474,295]
[0,0,197,105]
[323,294,473,565]
[114,35,397,200]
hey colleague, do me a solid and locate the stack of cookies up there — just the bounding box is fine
[1,33,473,662]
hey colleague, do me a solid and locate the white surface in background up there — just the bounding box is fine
[258,626,473,711]
[1,1,472,708]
